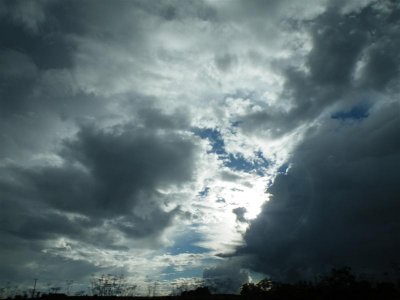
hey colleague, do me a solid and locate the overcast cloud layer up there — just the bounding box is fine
[1,0,400,295]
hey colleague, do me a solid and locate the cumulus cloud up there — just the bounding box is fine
[0,107,202,281]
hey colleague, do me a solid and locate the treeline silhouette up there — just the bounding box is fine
[240,267,400,300]
[2,267,400,300]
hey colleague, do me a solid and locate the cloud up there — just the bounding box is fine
[240,1,400,139]
[235,1,400,280]
[232,207,247,223]
[0,106,204,282]
[0,236,100,283]
[238,101,400,280]
[0,49,38,116]
[203,260,249,294]
[2,117,198,230]
[215,53,238,73]
[0,0,49,34]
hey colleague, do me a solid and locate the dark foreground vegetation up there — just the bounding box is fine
[239,267,400,300]
[2,267,400,300]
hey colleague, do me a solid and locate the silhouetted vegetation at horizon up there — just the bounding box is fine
[2,267,400,300]
[240,267,400,299]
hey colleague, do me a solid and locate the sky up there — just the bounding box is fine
[1,0,400,295]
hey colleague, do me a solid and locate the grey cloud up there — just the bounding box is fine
[0,1,75,70]
[238,102,400,280]
[1,0,211,284]
[220,171,242,182]
[0,0,49,34]
[203,261,249,294]
[215,53,237,73]
[0,235,100,283]
[232,207,247,223]
[137,0,217,21]
[306,9,367,86]
[0,109,200,281]
[0,50,38,115]
[131,105,191,130]
[240,2,400,137]
[2,119,197,233]
[0,0,187,165]
[114,206,181,239]
[219,0,294,23]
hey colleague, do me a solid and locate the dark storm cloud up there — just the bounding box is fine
[0,18,74,70]
[240,1,400,137]
[62,123,196,214]
[239,102,400,280]
[306,9,367,86]
[0,0,78,73]
[0,49,38,115]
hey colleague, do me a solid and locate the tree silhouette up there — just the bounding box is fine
[240,267,400,300]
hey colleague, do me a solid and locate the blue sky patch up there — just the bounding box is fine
[193,128,226,155]
[167,230,209,255]
[224,153,256,172]
[194,127,269,174]
[225,151,269,175]
[198,187,210,198]
[331,105,369,120]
